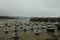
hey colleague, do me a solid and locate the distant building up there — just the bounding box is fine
[30,17,60,22]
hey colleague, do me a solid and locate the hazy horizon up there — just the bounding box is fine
[0,0,60,17]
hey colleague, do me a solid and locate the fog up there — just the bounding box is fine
[0,0,60,17]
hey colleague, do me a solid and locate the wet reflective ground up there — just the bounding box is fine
[0,19,60,40]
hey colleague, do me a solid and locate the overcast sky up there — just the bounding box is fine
[0,0,60,17]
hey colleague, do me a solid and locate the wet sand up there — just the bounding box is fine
[0,19,60,40]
